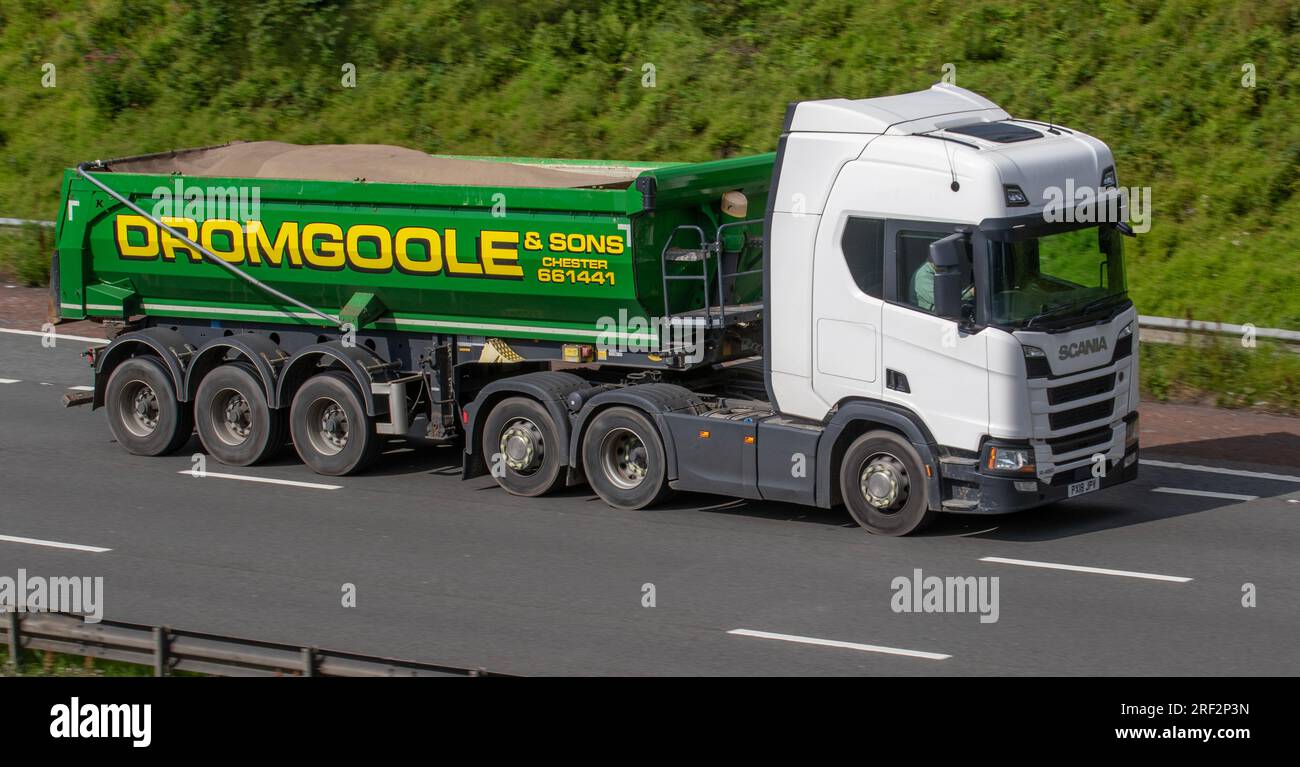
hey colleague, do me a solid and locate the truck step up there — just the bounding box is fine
[941,499,979,511]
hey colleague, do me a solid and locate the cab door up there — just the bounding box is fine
[879,222,988,452]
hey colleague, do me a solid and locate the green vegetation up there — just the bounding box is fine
[2,648,206,677]
[0,0,1297,408]
[0,223,51,285]
[1141,336,1300,413]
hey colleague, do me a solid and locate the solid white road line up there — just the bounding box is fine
[1152,486,1258,501]
[177,469,341,490]
[726,629,951,660]
[0,327,107,344]
[1141,458,1300,484]
[0,534,111,553]
[979,556,1191,583]
[0,378,18,384]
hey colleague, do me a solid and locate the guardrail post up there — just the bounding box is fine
[153,626,169,677]
[5,611,19,672]
[302,647,316,677]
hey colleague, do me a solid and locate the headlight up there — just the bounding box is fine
[1101,166,1117,188]
[987,445,1035,474]
[1118,321,1134,338]
[1022,345,1046,358]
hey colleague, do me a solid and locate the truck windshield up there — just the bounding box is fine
[986,225,1127,327]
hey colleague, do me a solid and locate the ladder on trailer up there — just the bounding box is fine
[659,219,765,330]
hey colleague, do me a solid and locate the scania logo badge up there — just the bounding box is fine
[1059,336,1108,360]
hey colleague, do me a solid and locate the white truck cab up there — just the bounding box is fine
[764,83,1139,525]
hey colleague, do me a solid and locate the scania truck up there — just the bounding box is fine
[52,84,1140,535]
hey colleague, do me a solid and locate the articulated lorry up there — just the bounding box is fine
[53,84,1140,535]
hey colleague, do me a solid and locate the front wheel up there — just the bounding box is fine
[582,407,671,510]
[839,430,936,536]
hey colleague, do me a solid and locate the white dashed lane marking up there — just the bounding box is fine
[1152,487,1258,502]
[727,629,951,660]
[980,556,1192,583]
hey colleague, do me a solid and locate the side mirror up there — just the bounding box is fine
[929,232,968,321]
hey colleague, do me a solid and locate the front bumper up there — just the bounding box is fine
[940,443,1139,515]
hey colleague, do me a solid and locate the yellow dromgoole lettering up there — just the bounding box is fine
[200,218,246,264]
[480,230,523,279]
[159,217,198,261]
[247,221,302,267]
[395,227,443,274]
[444,229,482,275]
[115,214,158,259]
[302,222,345,269]
[347,224,394,272]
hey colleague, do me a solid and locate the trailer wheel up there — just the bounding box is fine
[290,371,379,476]
[582,407,671,510]
[104,356,193,456]
[194,361,285,466]
[481,396,566,497]
[840,430,936,536]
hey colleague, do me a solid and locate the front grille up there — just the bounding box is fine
[1049,399,1113,430]
[1047,426,1112,456]
[1047,373,1116,405]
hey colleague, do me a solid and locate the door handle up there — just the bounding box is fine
[886,369,911,393]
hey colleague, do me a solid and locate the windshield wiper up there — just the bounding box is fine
[1078,291,1129,318]
[1023,302,1075,329]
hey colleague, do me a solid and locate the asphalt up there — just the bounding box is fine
[1,330,1298,675]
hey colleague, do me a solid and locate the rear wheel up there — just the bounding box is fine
[582,407,671,509]
[481,396,566,497]
[104,356,193,456]
[194,361,285,466]
[290,371,379,476]
[840,430,936,536]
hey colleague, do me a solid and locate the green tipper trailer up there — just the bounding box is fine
[55,142,770,348]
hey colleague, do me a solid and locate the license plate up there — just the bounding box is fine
[1068,478,1100,498]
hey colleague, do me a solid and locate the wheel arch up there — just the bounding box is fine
[461,371,590,480]
[815,398,943,510]
[183,334,290,407]
[275,342,390,416]
[92,327,194,409]
[568,383,703,482]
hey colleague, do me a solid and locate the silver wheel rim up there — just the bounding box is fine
[859,452,910,512]
[499,417,544,475]
[599,427,648,490]
[306,396,348,456]
[208,387,252,447]
[117,378,160,438]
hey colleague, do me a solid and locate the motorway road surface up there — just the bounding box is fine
[1,329,1298,675]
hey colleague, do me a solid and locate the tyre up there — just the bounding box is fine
[581,406,671,510]
[839,430,936,536]
[289,371,379,476]
[194,361,285,466]
[104,355,193,456]
[481,396,566,497]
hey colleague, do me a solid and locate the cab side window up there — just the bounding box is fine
[840,217,885,298]
[896,231,944,313]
